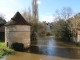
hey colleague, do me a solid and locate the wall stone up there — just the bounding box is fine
[5,25,31,48]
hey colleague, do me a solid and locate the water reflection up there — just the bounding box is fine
[1,36,80,60]
[28,36,80,59]
[24,46,80,59]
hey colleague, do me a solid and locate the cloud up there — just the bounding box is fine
[0,0,23,22]
[0,7,15,21]
[37,0,41,5]
[40,15,55,22]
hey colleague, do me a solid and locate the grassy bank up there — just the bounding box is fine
[0,42,14,58]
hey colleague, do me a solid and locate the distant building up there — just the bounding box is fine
[5,12,31,49]
[43,21,52,32]
[46,23,51,32]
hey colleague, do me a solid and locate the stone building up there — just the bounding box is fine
[5,12,31,48]
[43,21,51,32]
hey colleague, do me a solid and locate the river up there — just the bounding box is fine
[1,36,80,60]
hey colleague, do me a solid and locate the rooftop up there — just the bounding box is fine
[5,12,31,26]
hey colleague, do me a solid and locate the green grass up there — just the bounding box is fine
[0,42,14,58]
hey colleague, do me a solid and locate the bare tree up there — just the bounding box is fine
[22,7,32,22]
[55,7,73,20]
[61,7,73,20]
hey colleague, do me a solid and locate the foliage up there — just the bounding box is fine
[0,14,6,24]
[52,7,73,41]
[68,13,80,28]
[31,30,37,41]
[22,8,38,41]
[52,19,70,39]
[67,13,80,42]
[55,7,73,20]
[0,42,14,58]
[22,8,46,41]
[0,14,6,41]
[37,22,46,37]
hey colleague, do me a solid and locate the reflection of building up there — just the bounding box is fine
[5,12,31,48]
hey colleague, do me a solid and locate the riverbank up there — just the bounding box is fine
[0,42,14,58]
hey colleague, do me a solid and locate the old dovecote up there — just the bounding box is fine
[5,12,31,48]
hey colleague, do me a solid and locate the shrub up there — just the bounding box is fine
[31,31,37,41]
[0,42,14,58]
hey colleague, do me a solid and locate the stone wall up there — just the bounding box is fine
[5,25,31,48]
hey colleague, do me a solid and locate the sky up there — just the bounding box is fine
[0,0,80,22]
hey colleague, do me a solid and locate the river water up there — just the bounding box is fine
[1,36,80,60]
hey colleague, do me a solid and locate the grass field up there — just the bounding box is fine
[0,41,14,58]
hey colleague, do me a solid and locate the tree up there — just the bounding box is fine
[0,14,6,24]
[55,7,73,20]
[22,7,32,22]
[22,8,38,41]
[67,13,80,39]
[21,0,46,41]
[0,13,6,41]
[32,0,38,20]
[53,19,69,39]
[61,7,73,20]
[37,22,46,36]
[52,7,73,40]
[69,13,80,27]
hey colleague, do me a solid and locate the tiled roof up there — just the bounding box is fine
[5,12,31,26]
